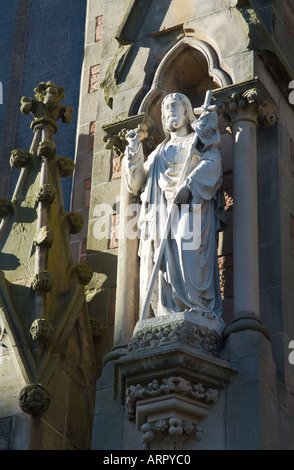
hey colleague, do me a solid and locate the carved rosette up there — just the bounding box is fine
[30,319,53,342]
[10,149,32,169]
[31,270,54,292]
[126,376,218,450]
[37,184,56,205]
[19,383,50,416]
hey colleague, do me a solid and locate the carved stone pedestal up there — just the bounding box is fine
[114,313,236,450]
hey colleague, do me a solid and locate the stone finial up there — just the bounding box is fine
[20,81,74,132]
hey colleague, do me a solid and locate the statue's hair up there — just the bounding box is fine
[161,93,195,137]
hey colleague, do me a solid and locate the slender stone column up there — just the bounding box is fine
[224,89,275,339]
[111,173,139,358]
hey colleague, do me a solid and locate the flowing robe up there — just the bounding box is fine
[123,111,225,318]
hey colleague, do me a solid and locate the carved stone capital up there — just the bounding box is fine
[36,184,56,205]
[31,270,53,292]
[19,383,50,416]
[226,87,277,128]
[30,318,53,341]
[10,149,32,169]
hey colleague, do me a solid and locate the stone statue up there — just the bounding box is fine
[124,92,225,320]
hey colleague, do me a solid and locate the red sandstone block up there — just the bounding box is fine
[95,15,103,42]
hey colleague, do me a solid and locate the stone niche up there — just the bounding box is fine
[109,37,236,450]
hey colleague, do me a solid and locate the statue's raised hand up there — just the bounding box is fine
[126,124,148,153]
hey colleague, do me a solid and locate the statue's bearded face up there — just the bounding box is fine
[163,95,187,132]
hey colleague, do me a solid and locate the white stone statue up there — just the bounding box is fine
[124,92,225,320]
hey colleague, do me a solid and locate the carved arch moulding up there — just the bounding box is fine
[136,37,232,134]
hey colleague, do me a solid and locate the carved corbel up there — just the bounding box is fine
[126,376,219,450]
[102,113,159,159]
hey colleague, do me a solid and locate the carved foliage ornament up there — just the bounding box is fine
[10,149,32,169]
[141,418,203,450]
[228,88,277,127]
[128,321,222,356]
[126,376,219,421]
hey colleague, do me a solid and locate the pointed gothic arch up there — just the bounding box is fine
[136,37,232,136]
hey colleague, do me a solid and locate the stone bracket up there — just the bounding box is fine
[114,341,236,449]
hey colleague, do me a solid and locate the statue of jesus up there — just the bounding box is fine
[123,92,225,319]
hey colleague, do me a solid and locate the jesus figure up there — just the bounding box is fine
[123,92,225,319]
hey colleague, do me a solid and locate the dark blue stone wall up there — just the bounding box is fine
[0,0,87,210]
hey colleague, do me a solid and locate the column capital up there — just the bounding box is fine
[212,78,277,129]
[228,88,277,128]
